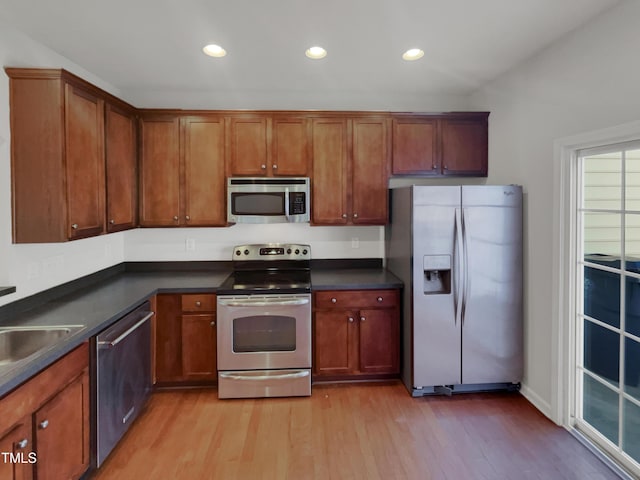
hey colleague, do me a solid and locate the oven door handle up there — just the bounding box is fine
[218,297,310,307]
[219,370,310,381]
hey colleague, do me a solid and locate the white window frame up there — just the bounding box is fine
[553,120,640,477]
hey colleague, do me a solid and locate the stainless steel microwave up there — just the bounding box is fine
[227,177,310,224]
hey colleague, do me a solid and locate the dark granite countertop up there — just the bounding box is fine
[0,263,402,397]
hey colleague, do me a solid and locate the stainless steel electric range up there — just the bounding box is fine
[216,244,312,399]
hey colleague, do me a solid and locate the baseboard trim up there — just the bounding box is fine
[519,383,553,421]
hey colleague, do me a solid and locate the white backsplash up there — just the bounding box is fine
[124,224,384,261]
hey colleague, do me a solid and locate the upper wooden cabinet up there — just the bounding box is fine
[139,114,226,227]
[6,69,111,242]
[6,68,140,243]
[105,102,138,232]
[228,114,309,177]
[312,116,389,225]
[391,112,488,176]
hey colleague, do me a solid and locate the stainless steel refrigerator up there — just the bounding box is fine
[385,185,523,396]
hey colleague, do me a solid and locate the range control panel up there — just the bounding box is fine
[232,244,311,261]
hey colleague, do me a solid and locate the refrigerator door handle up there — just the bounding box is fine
[461,207,469,323]
[454,208,464,327]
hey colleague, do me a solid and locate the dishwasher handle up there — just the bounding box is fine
[98,312,154,349]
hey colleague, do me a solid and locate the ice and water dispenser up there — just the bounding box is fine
[423,255,451,294]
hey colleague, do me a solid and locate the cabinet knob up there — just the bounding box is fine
[16,438,28,449]
[360,316,366,322]
[432,164,437,170]
[71,223,78,229]
[272,164,278,170]
[348,317,354,323]
[39,419,49,430]
[377,296,383,302]
[261,164,266,170]
[173,216,179,221]
[185,215,190,221]
[210,321,216,327]
[109,219,115,225]
[195,301,201,307]
[353,213,358,219]
[444,165,448,170]
[331,298,337,303]
[342,214,347,219]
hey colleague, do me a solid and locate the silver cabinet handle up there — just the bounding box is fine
[210,321,216,327]
[353,213,358,219]
[272,164,278,170]
[173,215,179,221]
[360,316,366,322]
[331,298,337,303]
[261,164,266,170]
[98,312,154,349]
[195,301,201,307]
[342,214,347,218]
[16,439,28,449]
[39,420,49,430]
[109,219,115,224]
[444,165,448,170]
[377,296,383,302]
[71,223,78,229]
[185,215,190,221]
[348,317,354,323]
[432,163,437,170]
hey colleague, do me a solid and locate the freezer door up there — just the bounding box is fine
[412,186,462,387]
[461,186,523,384]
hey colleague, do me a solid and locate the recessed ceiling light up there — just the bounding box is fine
[305,46,327,59]
[402,48,424,61]
[203,44,227,58]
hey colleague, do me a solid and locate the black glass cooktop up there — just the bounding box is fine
[217,269,311,295]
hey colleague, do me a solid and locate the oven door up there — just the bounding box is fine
[216,294,311,371]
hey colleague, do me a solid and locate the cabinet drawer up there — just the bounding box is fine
[181,294,216,312]
[314,290,398,309]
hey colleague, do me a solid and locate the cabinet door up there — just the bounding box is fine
[391,117,438,175]
[359,309,399,374]
[0,420,33,480]
[183,116,226,226]
[181,314,217,380]
[34,372,89,480]
[105,103,137,232]
[440,117,488,176]
[139,117,181,226]
[352,118,389,225]
[311,118,349,225]
[229,116,269,176]
[154,294,184,383]
[65,83,105,239]
[272,117,309,176]
[314,310,355,375]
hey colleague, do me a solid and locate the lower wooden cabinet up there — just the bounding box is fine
[313,289,400,380]
[0,344,89,480]
[154,293,217,384]
[0,419,33,480]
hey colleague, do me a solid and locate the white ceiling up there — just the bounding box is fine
[0,0,620,109]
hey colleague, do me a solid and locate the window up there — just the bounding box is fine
[576,142,640,469]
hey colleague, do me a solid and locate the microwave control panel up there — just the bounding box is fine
[289,192,307,214]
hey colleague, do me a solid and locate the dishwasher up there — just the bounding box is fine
[92,301,153,468]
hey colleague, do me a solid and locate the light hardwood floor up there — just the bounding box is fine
[91,382,618,480]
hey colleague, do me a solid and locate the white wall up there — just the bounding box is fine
[0,20,127,308]
[469,0,640,418]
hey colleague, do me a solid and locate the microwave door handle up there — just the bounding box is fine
[285,188,290,222]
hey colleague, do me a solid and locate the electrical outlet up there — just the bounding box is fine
[186,238,196,252]
[351,237,360,249]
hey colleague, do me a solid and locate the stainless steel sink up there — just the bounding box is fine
[0,326,84,366]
